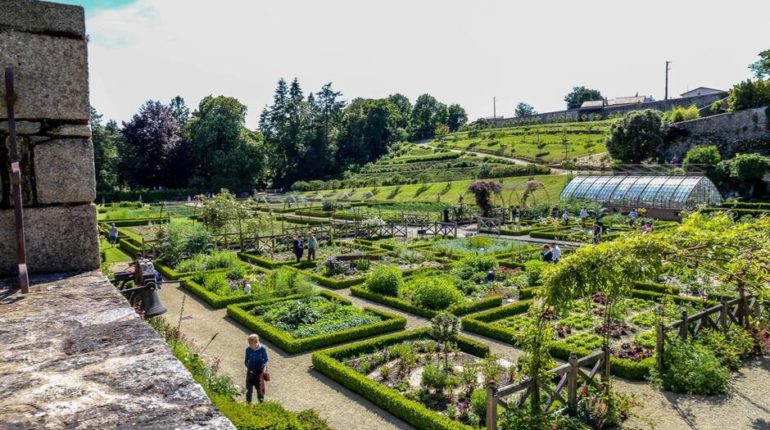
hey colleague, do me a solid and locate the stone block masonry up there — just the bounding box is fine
[0,0,98,276]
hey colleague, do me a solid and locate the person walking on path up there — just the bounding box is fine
[307,234,318,261]
[109,223,119,245]
[561,210,570,225]
[550,241,561,263]
[292,235,304,263]
[628,209,638,227]
[580,207,588,226]
[244,334,269,403]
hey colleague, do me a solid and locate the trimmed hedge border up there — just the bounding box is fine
[311,329,487,430]
[238,252,316,270]
[98,217,169,227]
[179,267,273,308]
[227,291,406,354]
[350,285,502,319]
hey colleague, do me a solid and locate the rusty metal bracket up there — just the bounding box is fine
[4,67,30,294]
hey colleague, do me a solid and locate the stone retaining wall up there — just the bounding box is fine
[0,0,99,275]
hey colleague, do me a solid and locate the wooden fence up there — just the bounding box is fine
[656,291,769,369]
[486,348,610,430]
[477,216,503,235]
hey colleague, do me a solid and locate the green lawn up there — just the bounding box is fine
[431,120,613,164]
[100,237,133,264]
[302,174,569,205]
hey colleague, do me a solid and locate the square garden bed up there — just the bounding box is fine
[312,329,501,430]
[462,290,713,380]
[240,241,380,269]
[227,290,406,353]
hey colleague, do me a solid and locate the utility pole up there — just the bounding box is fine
[493,96,496,118]
[665,61,671,100]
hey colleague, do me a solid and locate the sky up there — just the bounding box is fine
[61,0,770,129]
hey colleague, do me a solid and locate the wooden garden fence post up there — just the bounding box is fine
[567,352,578,411]
[679,310,688,340]
[656,322,665,370]
[739,287,748,329]
[602,345,611,383]
[486,381,497,430]
[720,299,729,330]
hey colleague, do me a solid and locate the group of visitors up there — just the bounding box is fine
[292,234,319,262]
[541,241,562,263]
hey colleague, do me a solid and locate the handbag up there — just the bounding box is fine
[262,371,271,382]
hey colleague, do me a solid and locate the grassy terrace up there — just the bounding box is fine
[432,120,613,164]
[302,174,569,204]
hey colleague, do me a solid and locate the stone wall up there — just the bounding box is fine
[0,0,99,275]
[489,92,727,127]
[664,106,770,160]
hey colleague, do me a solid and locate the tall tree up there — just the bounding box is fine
[410,94,447,140]
[304,83,346,179]
[564,86,603,109]
[446,104,468,132]
[187,95,265,192]
[514,102,537,117]
[90,106,120,190]
[338,98,398,166]
[387,93,412,130]
[169,96,191,125]
[120,100,187,188]
[749,49,770,80]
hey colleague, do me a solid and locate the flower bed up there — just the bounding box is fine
[227,291,406,353]
[462,291,713,380]
[431,237,538,259]
[312,329,494,430]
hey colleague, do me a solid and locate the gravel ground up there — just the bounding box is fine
[158,280,770,430]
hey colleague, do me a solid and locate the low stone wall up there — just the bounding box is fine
[664,106,770,160]
[0,271,234,429]
[0,0,99,276]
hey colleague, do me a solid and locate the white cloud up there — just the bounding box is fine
[85,0,770,128]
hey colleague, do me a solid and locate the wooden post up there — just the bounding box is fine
[679,310,688,340]
[567,352,578,411]
[739,287,748,329]
[602,345,611,383]
[720,299,729,330]
[656,323,665,370]
[486,381,497,430]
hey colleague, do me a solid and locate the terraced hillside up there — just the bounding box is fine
[432,120,614,165]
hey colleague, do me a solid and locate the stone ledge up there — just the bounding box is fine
[0,271,234,430]
[0,0,85,39]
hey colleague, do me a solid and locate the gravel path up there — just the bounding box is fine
[157,280,770,430]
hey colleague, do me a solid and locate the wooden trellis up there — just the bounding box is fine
[486,349,610,430]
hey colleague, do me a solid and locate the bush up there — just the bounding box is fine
[727,79,770,111]
[698,326,756,370]
[682,145,721,174]
[155,221,211,266]
[650,338,729,395]
[523,260,549,286]
[605,109,664,163]
[410,276,464,311]
[663,104,700,123]
[366,264,403,297]
[470,388,487,420]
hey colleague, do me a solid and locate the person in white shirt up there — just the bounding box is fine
[550,241,561,262]
[561,210,570,225]
[580,207,588,226]
[244,283,252,294]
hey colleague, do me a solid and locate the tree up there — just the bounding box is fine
[727,79,770,111]
[434,123,450,140]
[387,93,412,130]
[682,145,721,176]
[431,312,460,371]
[514,102,537,118]
[564,86,603,109]
[90,106,120,190]
[260,78,310,187]
[749,49,770,80]
[304,83,346,179]
[468,181,502,217]
[605,110,665,163]
[411,94,448,140]
[169,96,190,125]
[338,98,399,166]
[188,95,265,192]
[446,104,468,132]
[120,100,188,188]
[719,153,770,197]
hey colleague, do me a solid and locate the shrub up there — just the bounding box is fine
[683,145,722,175]
[605,109,664,163]
[470,388,487,420]
[523,260,549,286]
[727,79,770,111]
[650,338,729,395]
[663,104,700,123]
[698,326,756,370]
[155,221,211,266]
[321,199,337,212]
[366,264,403,297]
[411,276,464,310]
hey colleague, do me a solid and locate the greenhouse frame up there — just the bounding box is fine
[560,175,722,216]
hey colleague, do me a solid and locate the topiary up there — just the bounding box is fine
[412,276,464,310]
[365,264,403,296]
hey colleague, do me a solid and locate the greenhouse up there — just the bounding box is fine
[560,175,723,213]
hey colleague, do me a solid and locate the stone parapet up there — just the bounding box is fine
[0,271,235,429]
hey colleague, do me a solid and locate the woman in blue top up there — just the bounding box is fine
[244,334,269,402]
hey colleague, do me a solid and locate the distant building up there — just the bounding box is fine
[680,87,725,98]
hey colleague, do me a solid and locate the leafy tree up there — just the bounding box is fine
[468,181,502,217]
[338,98,398,166]
[411,94,448,140]
[719,153,770,197]
[514,102,537,118]
[169,95,190,125]
[605,110,665,163]
[749,49,770,80]
[564,86,603,109]
[387,93,412,130]
[434,123,450,140]
[431,312,460,371]
[446,104,468,132]
[90,106,120,190]
[120,100,188,188]
[727,79,770,111]
[188,95,265,192]
[682,145,721,176]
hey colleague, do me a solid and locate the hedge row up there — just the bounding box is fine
[350,285,502,319]
[227,291,406,354]
[548,341,655,380]
[179,268,273,308]
[99,217,169,227]
[238,252,316,270]
[630,289,715,308]
[311,329,487,430]
[632,281,681,295]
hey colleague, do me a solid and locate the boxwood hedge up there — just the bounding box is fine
[311,329,488,430]
[227,291,406,354]
[350,285,502,318]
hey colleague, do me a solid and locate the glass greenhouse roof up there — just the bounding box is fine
[560,175,722,210]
